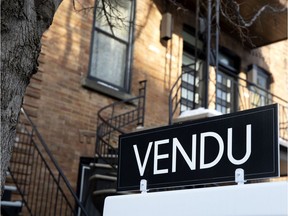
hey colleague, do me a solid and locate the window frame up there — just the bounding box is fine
[247,64,272,108]
[215,47,241,114]
[180,25,206,112]
[84,0,136,96]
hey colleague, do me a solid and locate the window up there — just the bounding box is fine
[255,68,270,106]
[216,72,234,113]
[247,65,271,108]
[215,49,240,114]
[87,0,135,93]
[181,25,205,112]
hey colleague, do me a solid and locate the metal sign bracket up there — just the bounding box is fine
[235,168,246,185]
[140,179,149,193]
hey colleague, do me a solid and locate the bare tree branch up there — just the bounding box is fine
[164,0,287,47]
[221,0,286,28]
[73,0,129,36]
[220,0,287,46]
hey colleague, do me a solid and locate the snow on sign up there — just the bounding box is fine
[117,104,279,191]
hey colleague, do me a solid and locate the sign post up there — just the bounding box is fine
[117,104,279,191]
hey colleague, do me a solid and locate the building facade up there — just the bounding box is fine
[2,0,287,215]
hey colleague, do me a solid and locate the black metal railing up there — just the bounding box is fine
[168,62,204,125]
[169,68,288,142]
[8,108,88,216]
[231,77,288,141]
[95,80,147,169]
[169,0,220,124]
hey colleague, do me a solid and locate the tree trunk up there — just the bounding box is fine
[0,0,62,196]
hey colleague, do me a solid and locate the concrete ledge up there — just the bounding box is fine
[82,77,135,102]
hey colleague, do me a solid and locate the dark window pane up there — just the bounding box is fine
[180,26,204,112]
[216,70,235,114]
[95,0,132,41]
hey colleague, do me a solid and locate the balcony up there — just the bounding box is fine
[169,65,288,143]
[176,0,287,48]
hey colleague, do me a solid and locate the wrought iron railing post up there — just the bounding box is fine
[137,80,147,127]
[169,90,173,125]
[53,173,61,215]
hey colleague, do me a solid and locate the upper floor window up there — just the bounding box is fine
[181,25,205,112]
[256,67,269,89]
[216,48,240,114]
[247,64,271,107]
[216,71,234,114]
[87,0,135,93]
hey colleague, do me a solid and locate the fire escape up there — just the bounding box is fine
[1,81,147,216]
[86,80,147,214]
[1,108,89,216]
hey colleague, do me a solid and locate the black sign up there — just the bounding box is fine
[117,104,279,191]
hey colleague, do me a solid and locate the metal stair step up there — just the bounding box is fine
[92,189,130,196]
[90,163,117,169]
[90,165,118,177]
[89,174,117,182]
[92,189,117,197]
[94,155,119,169]
[88,173,117,195]
[0,201,23,207]
[4,185,18,192]
[0,200,24,215]
[1,200,23,216]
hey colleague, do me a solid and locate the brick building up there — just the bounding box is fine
[2,0,287,215]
